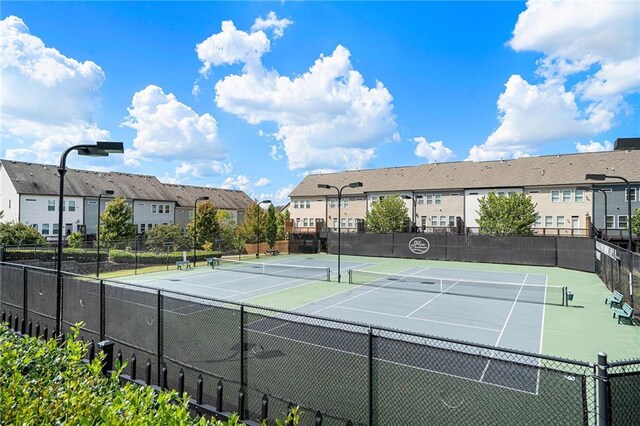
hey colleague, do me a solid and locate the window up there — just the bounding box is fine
[618,216,629,229]
[551,190,560,203]
[42,224,49,235]
[421,216,427,228]
[417,197,425,205]
[152,204,157,213]
[148,224,153,231]
[448,216,456,226]
[188,210,193,219]
[8,200,11,209]
[544,216,553,227]
[348,218,354,228]
[535,216,542,227]
[293,201,299,209]
[431,215,438,225]
[606,216,615,229]
[305,200,311,209]
[497,191,505,197]
[303,218,308,227]
[68,200,76,212]
[426,194,442,204]
[329,199,337,208]
[140,223,146,233]
[333,218,337,228]
[341,198,349,208]
[556,216,565,228]
[165,204,170,213]
[528,190,540,194]
[575,189,584,203]
[48,200,55,211]
[53,223,59,234]
[625,188,637,202]
[159,204,164,214]
[440,216,446,226]
[562,189,572,202]
[31,224,38,232]
[341,218,347,227]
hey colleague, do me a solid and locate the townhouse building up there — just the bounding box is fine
[0,160,254,240]
[289,148,640,246]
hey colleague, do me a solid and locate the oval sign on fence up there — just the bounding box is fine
[409,237,430,254]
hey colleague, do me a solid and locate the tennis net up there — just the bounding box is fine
[348,269,567,306]
[213,258,331,281]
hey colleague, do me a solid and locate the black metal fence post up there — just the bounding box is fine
[368,326,374,426]
[157,290,163,386]
[99,279,105,341]
[239,304,246,418]
[596,352,611,426]
[97,340,114,376]
[22,267,28,327]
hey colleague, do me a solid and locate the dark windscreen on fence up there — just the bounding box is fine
[329,233,592,270]
[595,239,639,314]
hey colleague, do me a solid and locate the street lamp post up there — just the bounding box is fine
[96,189,115,277]
[318,182,363,282]
[585,174,632,250]
[401,194,423,232]
[56,141,124,336]
[256,200,272,259]
[193,196,210,267]
[577,186,608,240]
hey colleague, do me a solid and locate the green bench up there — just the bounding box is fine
[612,303,634,324]
[605,290,624,307]
[205,257,219,268]
[176,260,191,270]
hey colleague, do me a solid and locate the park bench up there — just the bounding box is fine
[176,260,191,270]
[605,290,624,307]
[205,257,219,268]
[612,303,634,324]
[264,249,280,256]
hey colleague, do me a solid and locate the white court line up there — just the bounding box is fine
[309,268,428,316]
[405,279,463,317]
[247,327,536,395]
[479,274,528,383]
[333,305,501,332]
[233,274,326,301]
[535,274,549,395]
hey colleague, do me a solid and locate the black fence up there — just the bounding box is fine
[329,233,596,273]
[2,262,639,425]
[595,238,640,315]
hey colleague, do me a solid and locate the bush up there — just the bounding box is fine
[4,248,106,263]
[0,323,299,425]
[67,232,85,248]
[109,249,221,264]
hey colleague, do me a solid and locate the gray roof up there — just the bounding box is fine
[0,160,253,209]
[290,150,640,197]
[161,183,254,210]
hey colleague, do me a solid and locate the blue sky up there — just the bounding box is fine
[1,1,639,204]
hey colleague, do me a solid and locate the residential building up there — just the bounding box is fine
[289,147,640,244]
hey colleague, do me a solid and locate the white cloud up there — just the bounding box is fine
[412,137,455,163]
[221,175,252,192]
[575,139,613,153]
[0,15,111,163]
[197,16,397,171]
[122,85,226,166]
[174,161,233,178]
[254,177,271,187]
[251,11,292,39]
[478,0,639,161]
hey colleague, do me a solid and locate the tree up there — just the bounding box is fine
[276,209,290,240]
[145,224,187,252]
[186,201,220,250]
[238,203,261,244]
[365,195,408,233]
[264,204,277,249]
[67,232,84,248]
[632,207,640,239]
[476,192,538,236]
[99,197,134,247]
[215,209,236,251]
[0,222,47,246]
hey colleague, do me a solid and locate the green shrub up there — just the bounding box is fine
[109,249,221,264]
[67,232,85,248]
[0,322,300,425]
[4,248,106,263]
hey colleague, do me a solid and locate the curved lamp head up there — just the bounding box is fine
[585,174,607,181]
[197,196,209,201]
[317,184,331,189]
[348,182,363,188]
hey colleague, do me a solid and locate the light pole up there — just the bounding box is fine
[56,141,124,336]
[256,200,272,259]
[96,189,115,277]
[318,182,363,282]
[401,194,423,232]
[585,174,632,251]
[193,196,209,267]
[577,186,608,240]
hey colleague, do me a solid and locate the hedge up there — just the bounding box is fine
[0,322,299,425]
[108,250,221,264]
[3,248,106,263]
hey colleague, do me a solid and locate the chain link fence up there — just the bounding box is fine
[595,238,640,315]
[2,261,638,424]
